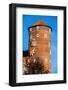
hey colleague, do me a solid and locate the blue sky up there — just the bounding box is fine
[22,15,57,73]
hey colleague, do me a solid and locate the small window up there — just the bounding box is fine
[42,26,49,30]
[45,58,48,63]
[31,41,37,46]
[36,26,39,30]
[44,33,48,38]
[36,34,40,37]
[32,26,37,30]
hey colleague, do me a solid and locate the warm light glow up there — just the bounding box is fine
[37,26,39,30]
[36,34,40,37]
[31,41,37,46]
[44,33,48,38]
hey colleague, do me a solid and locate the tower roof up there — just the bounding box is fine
[32,20,47,26]
[28,20,52,31]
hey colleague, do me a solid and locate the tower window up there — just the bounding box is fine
[36,26,39,30]
[32,27,37,30]
[36,34,40,37]
[42,26,49,30]
[45,58,48,63]
[31,40,37,46]
[44,33,48,38]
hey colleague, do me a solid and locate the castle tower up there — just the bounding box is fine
[28,20,52,73]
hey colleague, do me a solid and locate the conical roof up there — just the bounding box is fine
[32,20,47,26]
[28,20,52,31]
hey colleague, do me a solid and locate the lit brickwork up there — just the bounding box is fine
[29,20,51,73]
[23,20,52,74]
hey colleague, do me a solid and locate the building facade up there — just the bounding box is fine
[23,20,52,74]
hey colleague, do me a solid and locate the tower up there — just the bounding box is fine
[28,20,52,73]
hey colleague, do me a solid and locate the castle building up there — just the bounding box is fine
[28,20,52,73]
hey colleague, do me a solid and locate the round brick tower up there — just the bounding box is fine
[28,20,52,73]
